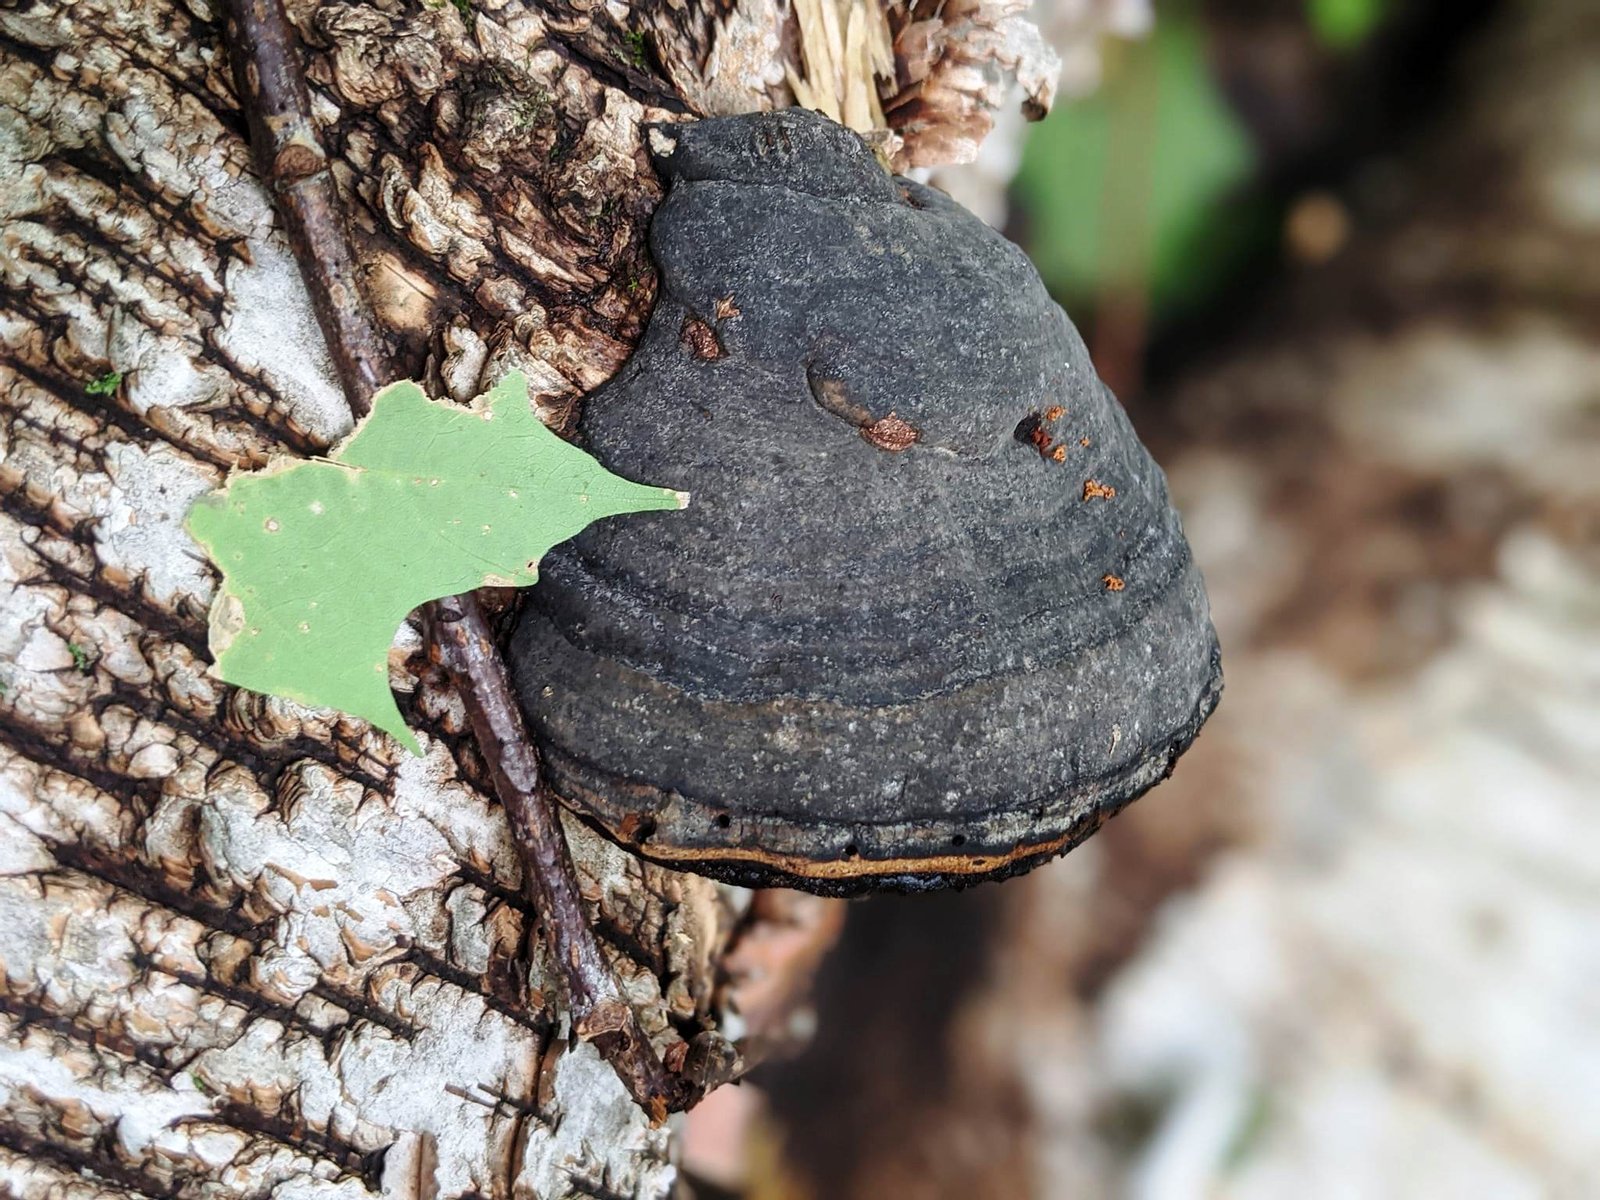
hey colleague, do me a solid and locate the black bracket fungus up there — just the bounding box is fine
[509,109,1223,896]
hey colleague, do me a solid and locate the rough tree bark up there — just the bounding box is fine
[0,0,747,1194]
[0,0,1057,1195]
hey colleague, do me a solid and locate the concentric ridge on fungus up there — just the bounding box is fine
[510,109,1223,895]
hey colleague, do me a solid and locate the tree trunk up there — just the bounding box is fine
[0,0,1066,1188]
[0,1,760,1194]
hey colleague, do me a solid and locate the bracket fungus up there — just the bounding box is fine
[510,109,1222,895]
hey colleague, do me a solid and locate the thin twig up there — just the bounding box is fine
[223,0,390,414]
[220,0,694,1116]
[427,597,693,1116]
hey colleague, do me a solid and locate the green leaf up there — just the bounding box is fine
[186,372,685,754]
[85,371,122,396]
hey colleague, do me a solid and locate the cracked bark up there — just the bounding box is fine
[0,1,756,1195]
[221,0,699,1118]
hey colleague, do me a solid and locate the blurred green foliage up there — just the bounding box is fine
[1308,0,1388,49]
[1012,11,1257,317]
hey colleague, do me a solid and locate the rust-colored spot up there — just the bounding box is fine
[1028,425,1053,456]
[1103,573,1125,591]
[1083,479,1117,501]
[617,811,657,842]
[1080,436,1092,447]
[715,293,740,320]
[1050,444,1067,463]
[664,1040,690,1073]
[861,412,919,452]
[536,1035,565,1110]
[1044,405,1065,421]
[680,316,723,360]
[575,999,631,1041]
[271,142,324,183]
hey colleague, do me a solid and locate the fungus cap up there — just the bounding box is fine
[511,109,1222,895]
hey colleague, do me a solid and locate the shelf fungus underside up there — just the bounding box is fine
[511,110,1222,895]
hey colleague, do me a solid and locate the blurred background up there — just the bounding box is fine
[686,0,1600,1195]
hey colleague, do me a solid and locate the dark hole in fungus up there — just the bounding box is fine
[1013,413,1044,446]
[950,834,967,847]
[1015,412,1062,459]
[713,813,731,829]
[842,843,860,859]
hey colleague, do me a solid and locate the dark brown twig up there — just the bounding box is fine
[223,0,390,414]
[220,0,694,1116]
[427,596,693,1116]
